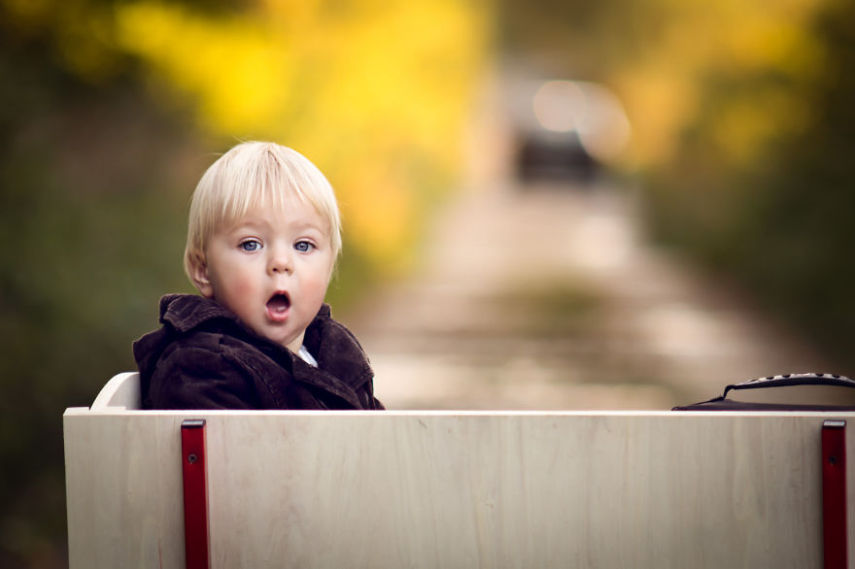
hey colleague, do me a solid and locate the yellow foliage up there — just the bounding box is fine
[711,93,806,166]
[615,0,824,170]
[56,12,124,82]
[2,0,52,31]
[114,0,488,274]
[615,68,698,167]
[342,166,414,268]
[115,3,289,135]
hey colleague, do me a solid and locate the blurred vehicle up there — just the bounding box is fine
[508,79,631,182]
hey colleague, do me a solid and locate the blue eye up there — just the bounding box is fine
[240,240,261,252]
[294,241,314,253]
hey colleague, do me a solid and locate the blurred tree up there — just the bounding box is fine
[726,0,855,359]
[640,0,855,366]
[0,5,202,564]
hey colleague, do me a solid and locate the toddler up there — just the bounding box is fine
[134,141,383,410]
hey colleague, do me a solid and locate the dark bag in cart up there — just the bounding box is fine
[673,372,855,411]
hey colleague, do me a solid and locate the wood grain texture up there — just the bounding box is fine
[64,407,855,569]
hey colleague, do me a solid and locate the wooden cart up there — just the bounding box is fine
[64,372,852,568]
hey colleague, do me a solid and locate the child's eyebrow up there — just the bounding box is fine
[292,219,327,232]
[225,217,329,237]
[223,218,270,233]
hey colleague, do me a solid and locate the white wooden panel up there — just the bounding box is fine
[64,408,188,567]
[89,372,141,411]
[64,409,855,569]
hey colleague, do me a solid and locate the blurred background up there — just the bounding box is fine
[3,0,855,565]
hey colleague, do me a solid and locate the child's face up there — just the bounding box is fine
[193,196,335,353]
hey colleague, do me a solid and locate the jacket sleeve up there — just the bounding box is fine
[145,342,262,410]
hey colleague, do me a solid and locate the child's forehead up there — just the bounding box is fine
[244,189,307,211]
[219,195,328,230]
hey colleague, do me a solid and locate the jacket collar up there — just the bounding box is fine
[155,294,369,399]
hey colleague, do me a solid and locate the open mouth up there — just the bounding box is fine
[266,292,291,319]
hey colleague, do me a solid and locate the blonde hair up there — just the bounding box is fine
[184,141,342,281]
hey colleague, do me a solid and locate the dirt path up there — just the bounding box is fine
[342,174,836,410]
[341,74,836,410]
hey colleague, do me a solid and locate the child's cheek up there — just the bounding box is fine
[231,274,258,297]
[305,274,331,301]
[215,261,257,298]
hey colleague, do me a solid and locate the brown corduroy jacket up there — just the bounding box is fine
[133,294,383,410]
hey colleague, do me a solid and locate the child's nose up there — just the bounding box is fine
[267,246,293,274]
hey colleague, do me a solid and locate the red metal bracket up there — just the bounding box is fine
[181,419,210,569]
[822,419,847,569]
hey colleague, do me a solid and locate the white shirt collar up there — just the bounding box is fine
[297,345,318,367]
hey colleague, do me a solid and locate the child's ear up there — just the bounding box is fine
[188,252,214,298]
